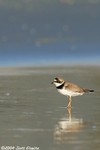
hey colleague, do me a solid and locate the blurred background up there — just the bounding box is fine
[0,0,100,67]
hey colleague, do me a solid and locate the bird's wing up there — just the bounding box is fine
[65,82,84,93]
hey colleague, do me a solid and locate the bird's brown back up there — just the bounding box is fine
[64,81,84,93]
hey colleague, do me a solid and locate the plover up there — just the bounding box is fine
[51,77,94,108]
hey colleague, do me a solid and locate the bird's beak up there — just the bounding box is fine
[51,81,54,84]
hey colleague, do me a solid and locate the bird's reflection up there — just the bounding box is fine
[54,108,84,144]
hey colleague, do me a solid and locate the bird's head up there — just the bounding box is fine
[51,77,65,87]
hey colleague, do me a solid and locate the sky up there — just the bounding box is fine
[0,0,100,66]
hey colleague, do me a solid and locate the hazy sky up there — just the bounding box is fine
[0,0,100,66]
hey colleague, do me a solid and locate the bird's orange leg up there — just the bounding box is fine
[67,96,72,108]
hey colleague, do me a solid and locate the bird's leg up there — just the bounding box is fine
[67,107,72,121]
[67,96,72,108]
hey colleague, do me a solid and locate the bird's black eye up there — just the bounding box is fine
[54,78,61,83]
[55,78,58,81]
[55,77,59,81]
[54,78,57,82]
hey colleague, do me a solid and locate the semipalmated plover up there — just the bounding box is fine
[52,77,94,108]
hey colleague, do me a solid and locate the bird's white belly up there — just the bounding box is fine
[58,89,83,97]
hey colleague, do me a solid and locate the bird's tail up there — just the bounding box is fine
[83,88,94,93]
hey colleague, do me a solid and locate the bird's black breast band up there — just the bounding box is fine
[56,82,65,89]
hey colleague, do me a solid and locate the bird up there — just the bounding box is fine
[51,77,94,108]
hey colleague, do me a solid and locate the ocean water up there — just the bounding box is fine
[0,66,100,150]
